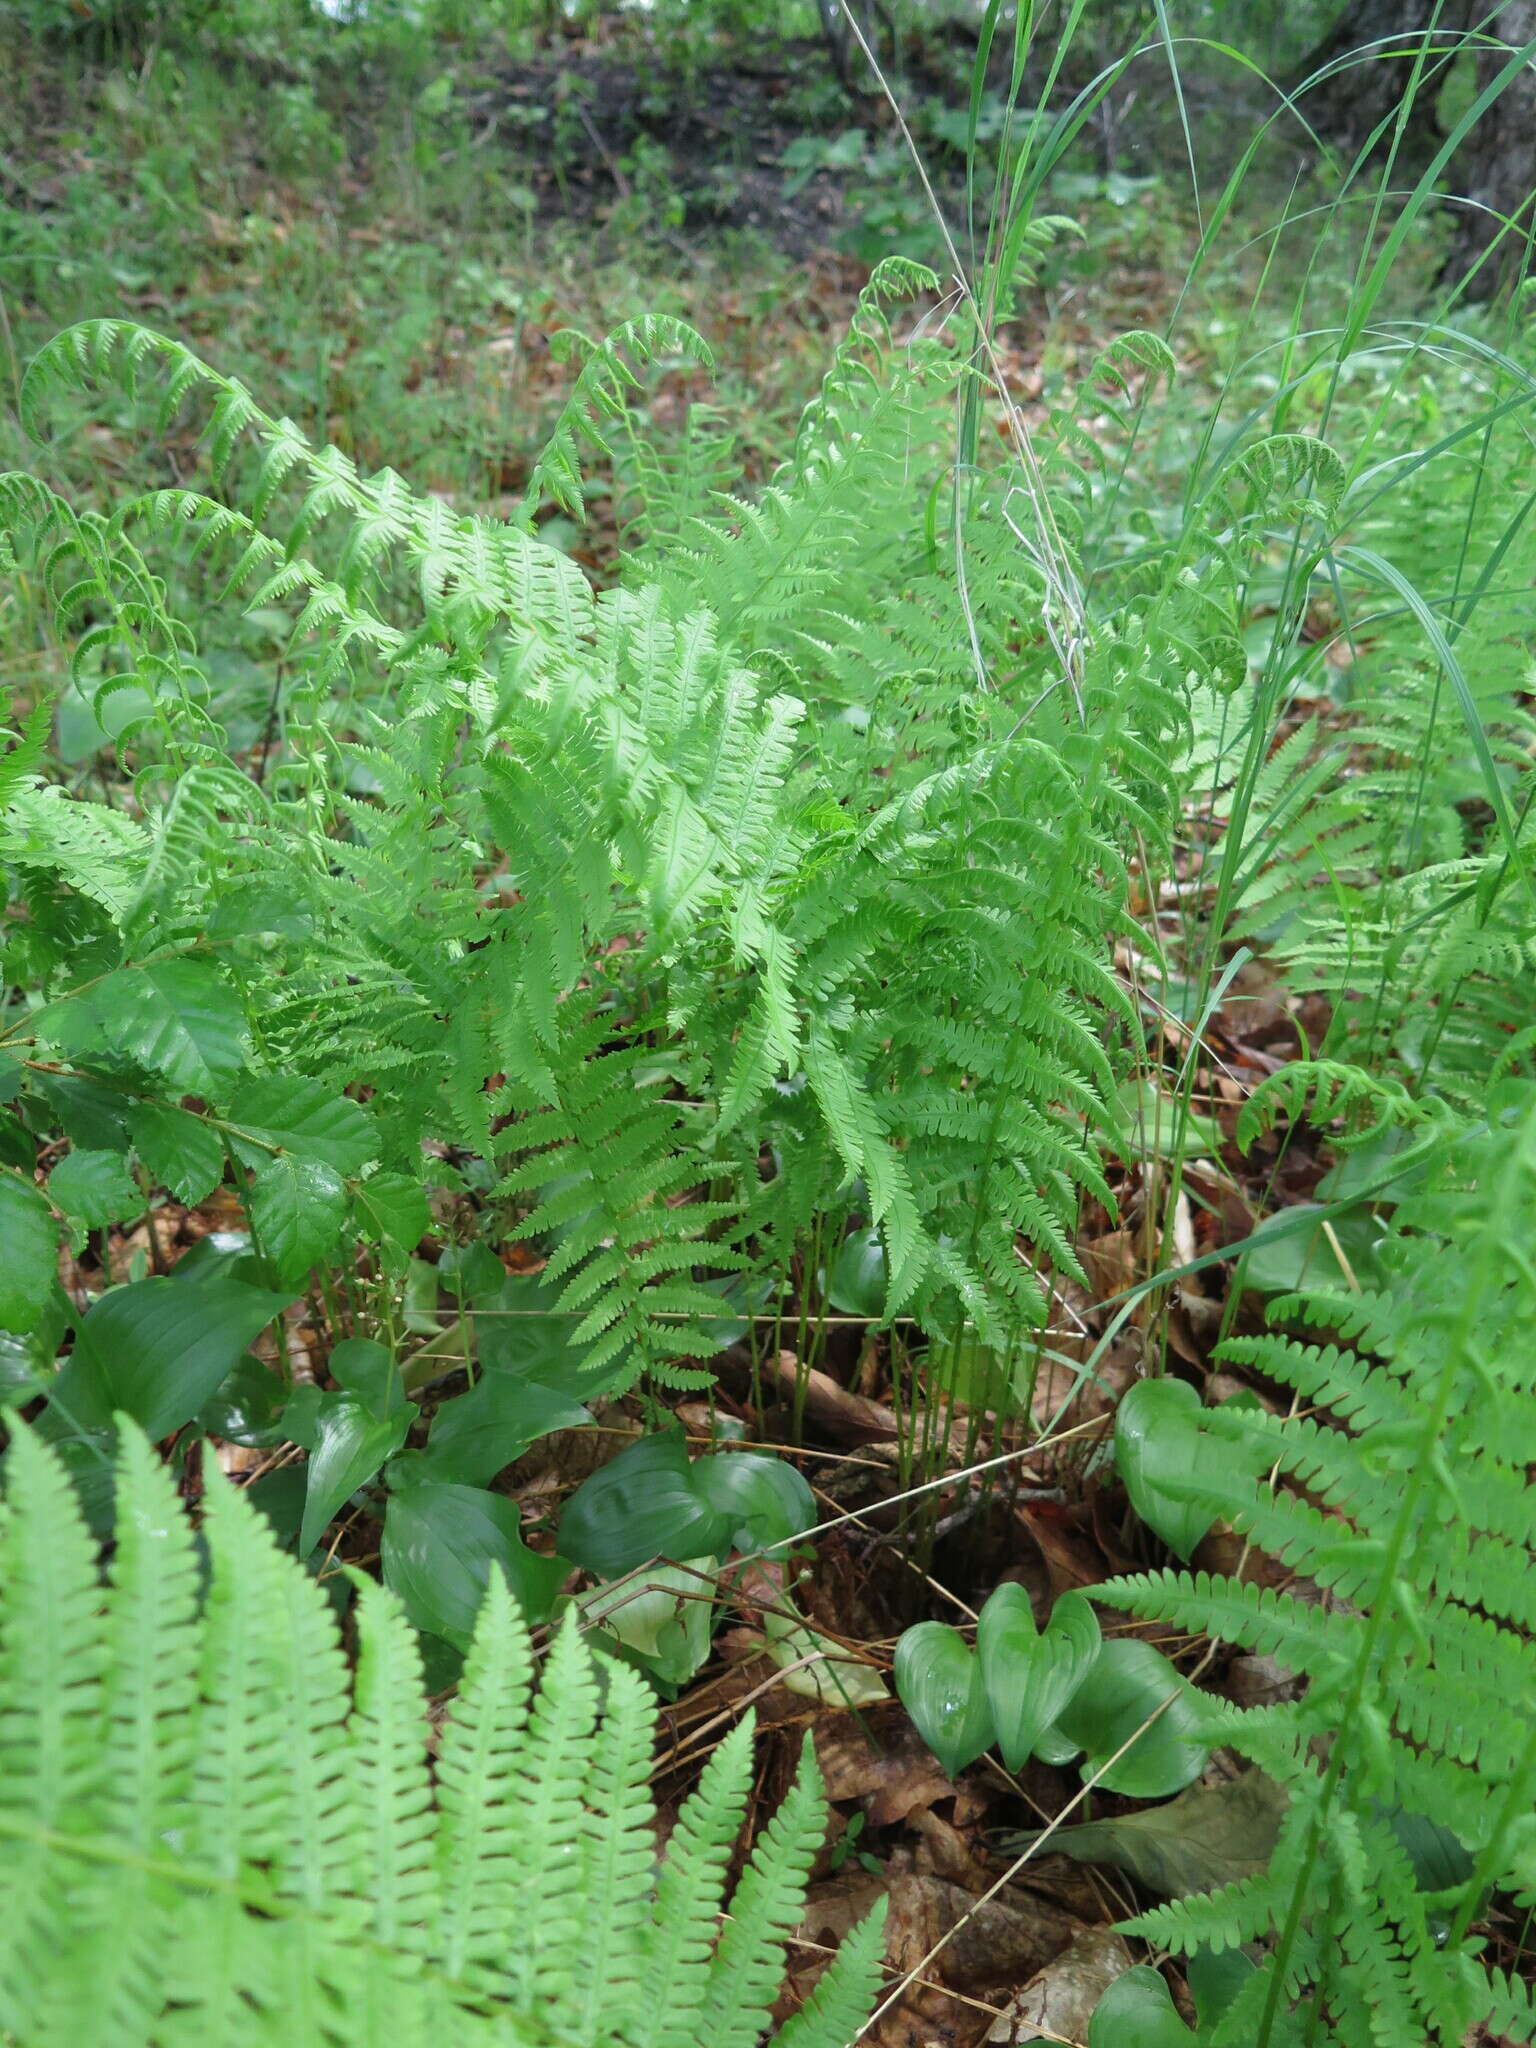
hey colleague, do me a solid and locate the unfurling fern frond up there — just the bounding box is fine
[0,1423,886,2048]
[1095,1093,1536,2046]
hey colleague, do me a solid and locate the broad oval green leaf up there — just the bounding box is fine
[133,1102,225,1205]
[47,1146,138,1231]
[557,1430,730,1578]
[977,1584,1101,1774]
[1114,1378,1216,1562]
[1087,1964,1193,2046]
[249,1154,348,1286]
[226,1076,376,1177]
[382,1479,568,1647]
[692,1448,815,1557]
[0,1173,60,1335]
[423,1371,590,1488]
[351,1172,430,1260]
[55,1271,291,1440]
[71,960,248,1098]
[328,1337,407,1421]
[893,1620,995,1781]
[197,1354,286,1447]
[1049,1639,1210,1799]
[298,1392,410,1557]
[825,1228,886,1316]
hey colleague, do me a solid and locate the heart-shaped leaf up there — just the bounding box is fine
[893,1620,994,1780]
[1114,1378,1216,1561]
[977,1584,1101,1773]
[1049,1639,1211,1798]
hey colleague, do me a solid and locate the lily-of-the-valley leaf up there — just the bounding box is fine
[1113,1376,1217,1561]
[977,1583,1101,1774]
[892,1619,994,1781]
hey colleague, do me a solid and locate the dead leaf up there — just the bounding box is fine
[801,1865,1084,1996]
[986,1925,1136,2045]
[815,1710,964,1828]
[1028,1769,1287,1898]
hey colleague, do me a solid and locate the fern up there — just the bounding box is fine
[1096,1091,1536,2044]
[0,1422,885,2048]
[2,282,1207,1392]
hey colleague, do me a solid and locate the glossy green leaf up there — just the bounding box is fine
[70,961,248,1097]
[33,1071,135,1153]
[133,1101,224,1204]
[692,1448,815,1556]
[558,1431,730,1578]
[1087,1965,1193,2046]
[824,1228,886,1316]
[327,1337,407,1420]
[1238,1202,1385,1297]
[1188,1948,1259,2032]
[298,1393,410,1556]
[46,1146,138,1230]
[248,1154,348,1285]
[0,1108,33,1172]
[351,1172,430,1258]
[1114,1378,1216,1561]
[977,1584,1101,1773]
[226,1076,376,1176]
[196,1354,287,1447]
[893,1620,995,1780]
[56,1271,290,1440]
[423,1371,590,1487]
[1049,1639,1210,1798]
[382,1478,568,1648]
[0,1173,61,1334]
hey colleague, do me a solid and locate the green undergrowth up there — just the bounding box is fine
[1,4,1535,2044]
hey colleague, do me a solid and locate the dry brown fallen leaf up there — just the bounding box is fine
[815,1709,967,1829]
[985,1925,1137,2046]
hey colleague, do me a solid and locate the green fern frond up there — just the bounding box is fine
[0,1426,882,2048]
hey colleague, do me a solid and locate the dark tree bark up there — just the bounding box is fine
[1295,0,1470,165]
[1440,0,1536,297]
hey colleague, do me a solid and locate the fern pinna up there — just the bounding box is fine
[2,276,1200,1395]
[1093,1086,1536,2045]
[0,1421,885,2047]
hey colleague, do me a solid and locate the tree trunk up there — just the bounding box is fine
[1440,0,1536,299]
[1295,0,1468,165]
